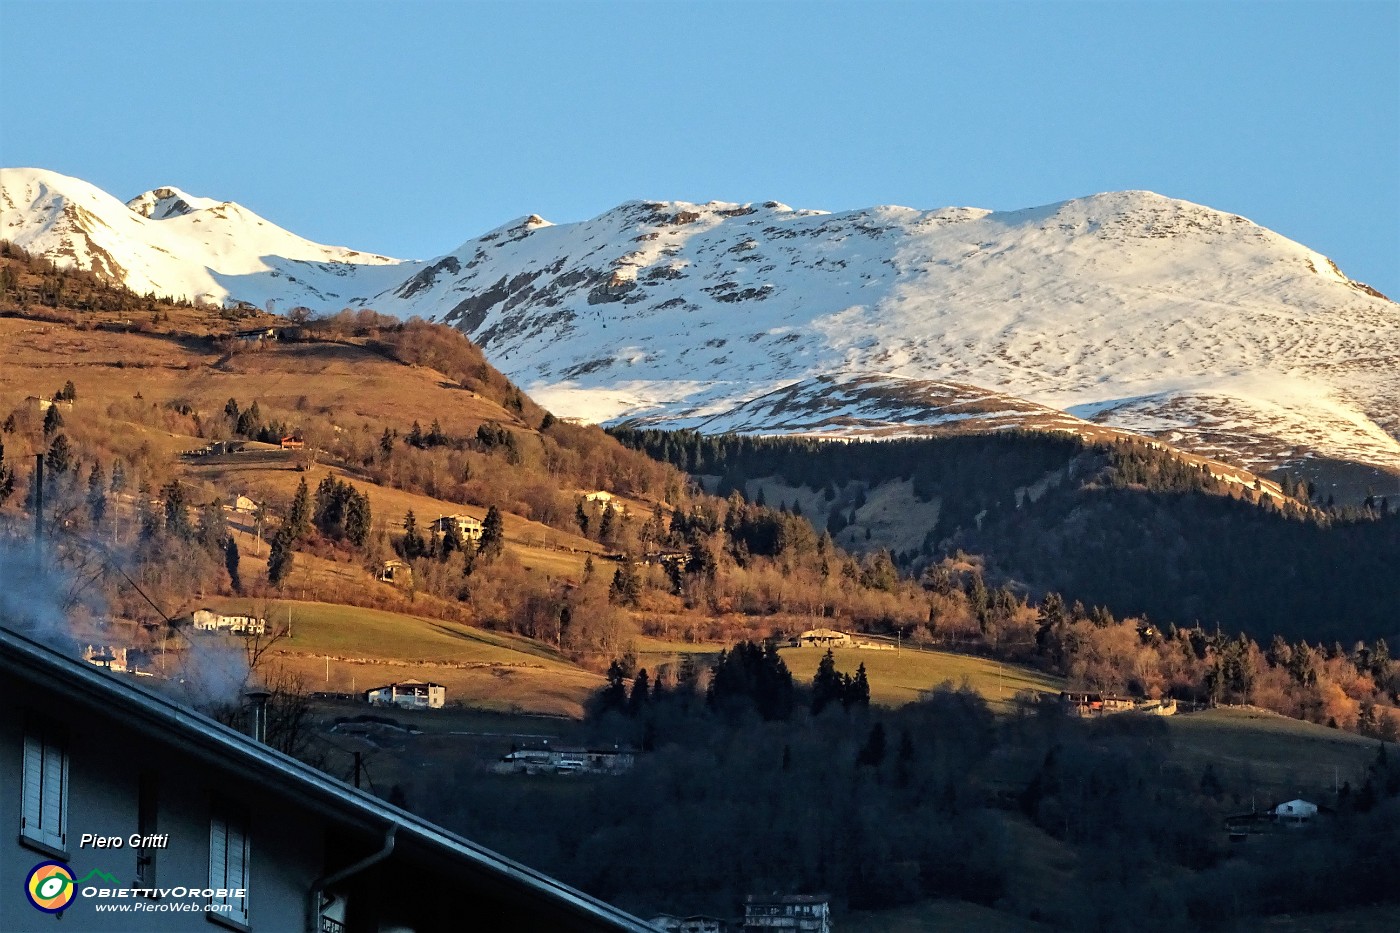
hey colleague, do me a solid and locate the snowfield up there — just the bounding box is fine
[3,167,1397,477]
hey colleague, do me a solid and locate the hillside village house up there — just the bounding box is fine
[1,626,653,931]
[365,680,446,710]
[1059,692,1139,716]
[227,494,259,515]
[742,894,831,933]
[794,629,852,648]
[1274,799,1319,826]
[191,608,267,636]
[496,744,636,776]
[27,395,74,412]
[430,514,484,541]
[81,644,151,675]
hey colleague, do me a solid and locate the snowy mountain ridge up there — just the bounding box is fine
[2,167,1397,483]
[1,167,403,309]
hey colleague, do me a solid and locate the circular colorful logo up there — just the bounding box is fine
[25,861,75,913]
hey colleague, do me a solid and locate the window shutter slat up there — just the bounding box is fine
[233,821,250,922]
[210,817,228,894]
[22,733,43,835]
[44,741,68,847]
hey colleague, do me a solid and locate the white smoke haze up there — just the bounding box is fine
[0,540,253,713]
[0,541,85,656]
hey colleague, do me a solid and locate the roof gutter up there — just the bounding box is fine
[308,823,397,933]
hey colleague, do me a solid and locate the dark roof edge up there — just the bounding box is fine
[0,625,652,932]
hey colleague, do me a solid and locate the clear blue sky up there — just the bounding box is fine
[2,0,1397,294]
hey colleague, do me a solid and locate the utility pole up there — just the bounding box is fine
[33,454,45,576]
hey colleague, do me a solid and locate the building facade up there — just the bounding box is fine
[364,680,446,710]
[190,609,267,636]
[742,895,831,933]
[431,514,484,541]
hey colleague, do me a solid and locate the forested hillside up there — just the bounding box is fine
[613,429,1400,643]
[0,244,929,670]
[4,242,1396,742]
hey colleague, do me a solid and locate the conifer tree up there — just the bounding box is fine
[288,477,311,540]
[600,660,629,714]
[162,480,191,537]
[811,648,844,715]
[225,536,242,593]
[847,662,871,709]
[345,491,372,548]
[267,527,294,586]
[401,510,425,559]
[610,560,641,606]
[86,463,107,524]
[42,404,63,436]
[628,669,650,716]
[478,506,505,560]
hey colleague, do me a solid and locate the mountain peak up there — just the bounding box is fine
[126,186,221,220]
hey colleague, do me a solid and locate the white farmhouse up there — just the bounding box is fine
[1273,798,1318,826]
[365,680,446,710]
[431,514,484,541]
[190,608,266,635]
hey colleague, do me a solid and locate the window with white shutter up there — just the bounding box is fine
[209,805,250,925]
[21,725,68,854]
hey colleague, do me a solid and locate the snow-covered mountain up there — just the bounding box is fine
[3,167,1397,480]
[0,167,405,309]
[363,194,1400,478]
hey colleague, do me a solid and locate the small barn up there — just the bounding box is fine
[379,558,411,583]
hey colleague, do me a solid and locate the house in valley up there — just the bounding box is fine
[794,629,852,648]
[1060,692,1140,716]
[1273,799,1318,826]
[431,514,484,542]
[365,680,446,710]
[227,493,259,514]
[742,894,830,933]
[190,608,266,636]
[496,744,636,776]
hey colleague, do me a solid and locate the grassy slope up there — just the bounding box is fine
[777,644,1065,712]
[1165,706,1390,796]
[206,598,602,718]
[0,317,606,568]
